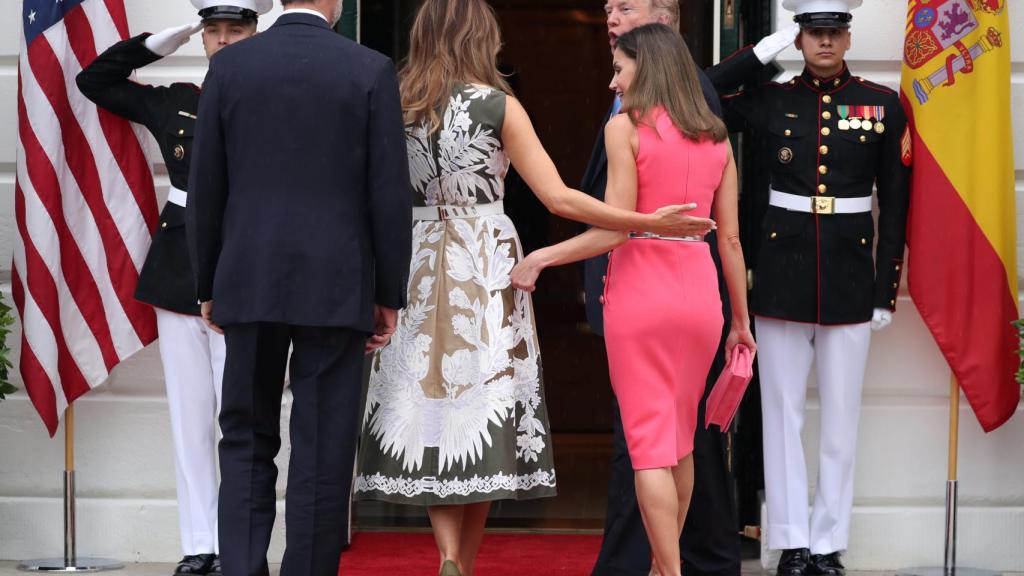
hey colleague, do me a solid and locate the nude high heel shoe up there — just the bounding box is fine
[439,559,462,576]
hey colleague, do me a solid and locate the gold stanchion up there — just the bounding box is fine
[898,377,1000,576]
[18,405,123,573]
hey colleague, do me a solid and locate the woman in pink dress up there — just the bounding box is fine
[511,24,756,576]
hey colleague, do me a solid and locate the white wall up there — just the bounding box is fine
[759,0,1024,570]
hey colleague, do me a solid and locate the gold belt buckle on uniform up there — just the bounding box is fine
[812,196,836,215]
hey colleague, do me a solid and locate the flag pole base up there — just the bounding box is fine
[16,558,124,573]
[897,568,1001,576]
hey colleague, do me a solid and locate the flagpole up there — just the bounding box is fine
[945,376,959,572]
[898,376,1000,576]
[17,405,123,573]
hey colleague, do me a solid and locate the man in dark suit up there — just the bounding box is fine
[588,3,799,575]
[185,1,411,575]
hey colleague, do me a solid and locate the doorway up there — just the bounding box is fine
[353,0,769,535]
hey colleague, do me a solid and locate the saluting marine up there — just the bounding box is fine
[76,1,270,575]
[707,1,911,574]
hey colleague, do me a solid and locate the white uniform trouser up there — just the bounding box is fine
[756,317,871,555]
[156,308,226,556]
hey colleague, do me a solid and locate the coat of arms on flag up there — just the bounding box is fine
[903,0,1006,103]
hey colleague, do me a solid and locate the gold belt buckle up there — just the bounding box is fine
[812,196,835,215]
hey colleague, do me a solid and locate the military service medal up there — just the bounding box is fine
[837,105,851,131]
[872,105,886,134]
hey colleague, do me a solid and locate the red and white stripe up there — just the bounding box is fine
[14,0,158,436]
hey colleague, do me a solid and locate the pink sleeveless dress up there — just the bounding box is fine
[603,108,728,470]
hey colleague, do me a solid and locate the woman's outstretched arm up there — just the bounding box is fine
[511,115,638,291]
[712,145,757,356]
[502,95,714,237]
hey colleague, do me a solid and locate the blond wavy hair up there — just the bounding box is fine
[650,0,680,32]
[400,0,513,132]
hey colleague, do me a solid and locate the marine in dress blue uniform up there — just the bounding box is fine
[706,1,911,574]
[76,2,270,574]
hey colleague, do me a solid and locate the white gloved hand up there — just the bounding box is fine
[753,24,801,64]
[870,308,893,331]
[144,22,203,57]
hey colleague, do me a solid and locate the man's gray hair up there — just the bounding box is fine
[650,0,680,31]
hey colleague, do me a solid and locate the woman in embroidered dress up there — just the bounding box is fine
[352,2,716,575]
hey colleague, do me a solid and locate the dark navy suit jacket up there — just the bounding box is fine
[579,69,723,336]
[186,13,412,332]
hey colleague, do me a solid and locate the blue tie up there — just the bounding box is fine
[610,95,622,117]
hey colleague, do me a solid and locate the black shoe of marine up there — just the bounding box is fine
[173,554,215,576]
[777,548,811,576]
[808,552,846,576]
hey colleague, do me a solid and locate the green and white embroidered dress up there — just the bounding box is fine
[354,84,557,505]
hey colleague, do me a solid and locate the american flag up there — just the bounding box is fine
[14,0,158,436]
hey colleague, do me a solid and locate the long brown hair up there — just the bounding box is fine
[400,0,512,132]
[616,23,727,142]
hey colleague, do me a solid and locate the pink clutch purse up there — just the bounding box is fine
[705,345,754,431]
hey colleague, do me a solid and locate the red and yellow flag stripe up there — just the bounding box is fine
[901,0,1018,432]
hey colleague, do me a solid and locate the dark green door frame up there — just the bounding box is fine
[720,0,776,539]
[335,0,358,40]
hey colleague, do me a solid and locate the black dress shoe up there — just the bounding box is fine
[207,556,221,576]
[174,554,215,576]
[808,552,845,576]
[777,548,811,576]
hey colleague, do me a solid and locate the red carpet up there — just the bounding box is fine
[339,532,602,575]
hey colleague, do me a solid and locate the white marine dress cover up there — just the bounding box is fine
[354,84,557,505]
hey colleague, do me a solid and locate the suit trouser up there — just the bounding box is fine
[155,308,226,556]
[756,317,870,555]
[218,323,364,576]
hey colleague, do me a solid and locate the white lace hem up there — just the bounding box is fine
[354,469,557,499]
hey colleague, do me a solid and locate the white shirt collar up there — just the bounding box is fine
[283,7,329,22]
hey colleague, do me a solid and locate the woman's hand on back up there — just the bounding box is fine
[647,203,716,237]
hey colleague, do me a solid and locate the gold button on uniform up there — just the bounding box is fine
[178,129,185,135]
[893,282,898,288]
[895,264,901,271]
[770,232,778,239]
[819,145,829,155]
[813,79,820,87]
[822,95,832,104]
[860,238,867,245]
[821,127,831,136]
[822,111,832,120]
[890,299,896,306]
[859,135,867,143]
[161,222,167,229]
[818,184,828,193]
[784,129,792,136]
[819,165,828,175]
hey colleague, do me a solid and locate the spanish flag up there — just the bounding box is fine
[901,0,1018,432]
